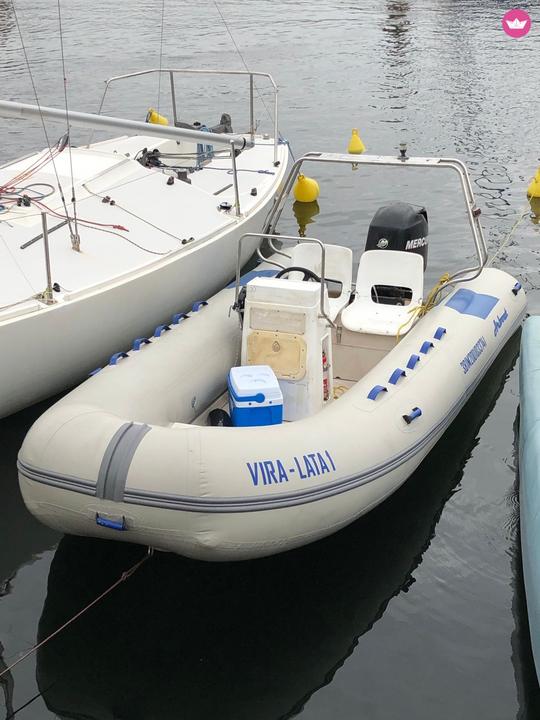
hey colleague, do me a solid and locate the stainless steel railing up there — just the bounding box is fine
[95,68,279,164]
[234,232,335,327]
[264,151,489,296]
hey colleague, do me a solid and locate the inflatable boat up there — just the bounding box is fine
[18,152,527,561]
[519,317,540,683]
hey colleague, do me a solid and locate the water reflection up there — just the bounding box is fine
[528,197,540,225]
[0,400,59,587]
[0,641,14,720]
[382,2,411,52]
[36,332,520,720]
[0,1,13,40]
[292,200,320,237]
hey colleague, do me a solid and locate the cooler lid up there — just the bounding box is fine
[228,365,283,405]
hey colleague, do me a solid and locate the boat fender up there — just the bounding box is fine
[132,337,152,351]
[406,354,420,370]
[109,352,129,366]
[433,326,447,340]
[388,368,406,385]
[367,385,387,401]
[192,301,208,312]
[172,313,189,325]
[512,282,522,295]
[154,324,171,338]
[207,408,233,427]
[419,341,434,354]
[403,407,422,424]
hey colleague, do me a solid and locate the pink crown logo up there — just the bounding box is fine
[502,9,531,37]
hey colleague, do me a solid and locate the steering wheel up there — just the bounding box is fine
[275,266,321,282]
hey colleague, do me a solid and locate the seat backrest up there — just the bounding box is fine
[355,249,424,303]
[290,243,353,293]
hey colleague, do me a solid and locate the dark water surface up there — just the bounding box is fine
[1,1,540,718]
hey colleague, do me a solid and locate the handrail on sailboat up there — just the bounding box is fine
[97,68,279,163]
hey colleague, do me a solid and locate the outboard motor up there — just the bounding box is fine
[365,202,429,270]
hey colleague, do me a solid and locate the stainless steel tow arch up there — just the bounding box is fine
[264,152,489,294]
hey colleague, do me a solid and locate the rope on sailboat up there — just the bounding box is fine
[10,0,76,240]
[0,547,154,682]
[30,198,129,233]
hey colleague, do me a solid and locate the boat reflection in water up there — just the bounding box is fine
[37,332,521,720]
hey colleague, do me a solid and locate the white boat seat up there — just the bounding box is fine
[341,250,424,336]
[288,243,353,321]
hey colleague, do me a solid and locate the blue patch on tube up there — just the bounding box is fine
[445,288,499,319]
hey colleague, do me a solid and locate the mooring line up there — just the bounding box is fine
[486,199,532,267]
[0,546,153,680]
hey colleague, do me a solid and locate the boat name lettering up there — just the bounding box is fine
[460,336,487,374]
[493,308,508,337]
[247,451,336,487]
[405,237,427,250]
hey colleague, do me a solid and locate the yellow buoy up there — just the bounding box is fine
[293,174,320,203]
[347,128,366,155]
[527,168,540,198]
[146,108,169,126]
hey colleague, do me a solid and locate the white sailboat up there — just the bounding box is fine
[0,68,289,418]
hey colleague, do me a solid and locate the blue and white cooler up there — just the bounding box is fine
[228,365,283,427]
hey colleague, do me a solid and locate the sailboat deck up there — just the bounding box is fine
[0,134,283,319]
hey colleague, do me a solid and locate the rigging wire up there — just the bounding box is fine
[10,0,75,239]
[82,182,187,245]
[156,0,166,115]
[486,199,531,267]
[56,0,80,247]
[213,1,270,119]
[213,1,295,161]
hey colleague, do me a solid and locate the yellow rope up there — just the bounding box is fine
[395,193,533,344]
[395,272,451,343]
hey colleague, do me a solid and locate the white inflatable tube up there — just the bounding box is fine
[18,268,526,560]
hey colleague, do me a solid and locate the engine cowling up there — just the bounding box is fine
[365,202,428,270]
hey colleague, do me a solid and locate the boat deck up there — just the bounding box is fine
[192,378,355,427]
[0,134,283,319]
